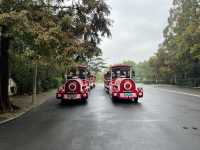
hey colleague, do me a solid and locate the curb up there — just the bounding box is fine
[0,90,55,125]
[0,101,46,125]
[0,111,28,125]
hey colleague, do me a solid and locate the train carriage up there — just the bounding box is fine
[56,65,90,103]
[104,64,143,103]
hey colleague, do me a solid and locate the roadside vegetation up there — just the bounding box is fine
[0,0,111,112]
[124,0,200,87]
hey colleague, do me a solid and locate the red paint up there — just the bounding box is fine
[104,64,143,101]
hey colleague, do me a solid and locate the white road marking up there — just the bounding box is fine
[158,88,200,98]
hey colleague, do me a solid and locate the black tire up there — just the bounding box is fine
[60,99,65,105]
[133,97,138,103]
[111,94,117,102]
[82,98,88,104]
[111,97,116,102]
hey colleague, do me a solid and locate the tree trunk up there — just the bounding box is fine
[32,63,38,105]
[0,26,12,112]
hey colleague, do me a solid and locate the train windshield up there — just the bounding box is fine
[66,67,87,80]
[111,67,131,79]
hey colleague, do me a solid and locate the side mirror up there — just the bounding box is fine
[137,87,143,92]
[137,87,143,97]
[132,71,135,77]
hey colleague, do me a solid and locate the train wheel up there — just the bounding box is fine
[60,99,65,105]
[82,98,88,104]
[133,97,138,103]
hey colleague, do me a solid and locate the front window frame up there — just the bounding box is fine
[66,67,88,80]
[111,67,131,80]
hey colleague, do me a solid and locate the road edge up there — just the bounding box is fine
[0,89,55,125]
[0,110,30,125]
[147,84,200,98]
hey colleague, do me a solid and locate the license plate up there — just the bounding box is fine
[125,93,132,96]
[64,94,76,99]
[69,94,76,99]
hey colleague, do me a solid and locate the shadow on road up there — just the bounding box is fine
[111,100,144,111]
[112,99,142,106]
[57,101,88,108]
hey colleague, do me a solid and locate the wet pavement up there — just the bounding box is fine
[0,84,200,150]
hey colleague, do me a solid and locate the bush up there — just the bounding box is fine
[10,56,63,95]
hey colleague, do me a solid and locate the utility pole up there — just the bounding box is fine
[32,63,38,105]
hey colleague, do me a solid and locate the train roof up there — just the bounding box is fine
[110,64,131,68]
[76,65,87,68]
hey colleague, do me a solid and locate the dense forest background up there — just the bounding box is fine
[125,0,200,87]
[1,0,111,95]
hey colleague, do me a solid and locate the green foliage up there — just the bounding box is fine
[95,72,104,83]
[122,60,154,82]
[0,0,112,95]
[137,0,200,87]
[10,55,33,94]
[10,54,63,94]
[88,56,107,74]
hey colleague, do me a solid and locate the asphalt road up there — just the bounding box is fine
[0,84,200,150]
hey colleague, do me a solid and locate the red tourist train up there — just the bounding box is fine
[56,65,90,103]
[104,64,143,102]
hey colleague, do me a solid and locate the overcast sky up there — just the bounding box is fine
[100,0,173,64]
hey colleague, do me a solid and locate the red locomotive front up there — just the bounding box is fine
[56,65,89,102]
[107,64,143,103]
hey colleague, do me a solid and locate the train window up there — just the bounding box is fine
[111,67,131,79]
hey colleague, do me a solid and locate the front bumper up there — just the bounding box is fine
[113,92,138,100]
[63,94,81,100]
[62,93,88,100]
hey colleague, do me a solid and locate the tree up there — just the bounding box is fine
[88,56,107,74]
[0,0,112,111]
[139,0,200,86]
[0,26,12,111]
